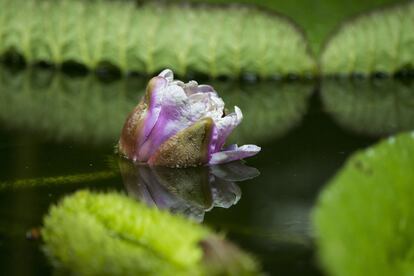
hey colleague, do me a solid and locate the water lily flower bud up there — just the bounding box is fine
[118,69,260,167]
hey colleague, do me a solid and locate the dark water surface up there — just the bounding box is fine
[0,67,412,275]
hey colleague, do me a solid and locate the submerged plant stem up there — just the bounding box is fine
[0,171,117,190]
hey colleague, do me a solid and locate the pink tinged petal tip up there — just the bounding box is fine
[209,144,261,165]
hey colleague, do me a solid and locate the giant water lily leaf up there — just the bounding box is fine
[42,190,259,275]
[313,132,414,276]
[0,0,315,77]
[321,2,414,75]
[0,68,313,146]
[321,78,414,136]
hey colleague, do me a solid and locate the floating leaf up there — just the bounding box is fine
[0,68,313,145]
[42,190,259,275]
[321,78,414,136]
[313,132,414,276]
[0,0,315,77]
[321,2,414,75]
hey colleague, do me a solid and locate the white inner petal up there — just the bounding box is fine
[163,84,188,107]
[157,69,226,125]
[188,92,224,122]
[215,106,243,134]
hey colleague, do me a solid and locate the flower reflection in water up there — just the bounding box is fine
[119,160,259,222]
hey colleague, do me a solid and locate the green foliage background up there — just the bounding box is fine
[313,132,414,276]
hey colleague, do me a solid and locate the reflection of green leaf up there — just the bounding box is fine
[321,2,414,75]
[0,0,315,77]
[0,68,313,145]
[313,132,414,276]
[42,190,259,275]
[321,78,414,136]
[0,68,140,145]
[216,81,313,144]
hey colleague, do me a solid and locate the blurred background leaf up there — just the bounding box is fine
[313,132,414,276]
[320,1,414,75]
[185,0,406,55]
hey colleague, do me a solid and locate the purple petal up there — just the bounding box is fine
[139,76,168,148]
[138,84,192,161]
[207,125,219,161]
[209,144,261,165]
[213,106,243,152]
[118,76,167,161]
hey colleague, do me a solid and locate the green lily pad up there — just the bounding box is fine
[42,190,259,275]
[313,132,414,276]
[0,0,315,77]
[321,2,414,75]
[321,78,414,136]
